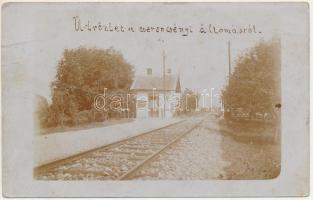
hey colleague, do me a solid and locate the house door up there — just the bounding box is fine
[148,94,159,118]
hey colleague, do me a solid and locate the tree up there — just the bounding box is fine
[177,88,199,115]
[222,39,281,119]
[47,47,134,127]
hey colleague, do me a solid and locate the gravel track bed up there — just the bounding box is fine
[129,119,229,180]
[35,119,201,180]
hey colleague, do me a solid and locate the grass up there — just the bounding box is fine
[218,118,279,144]
[218,118,281,179]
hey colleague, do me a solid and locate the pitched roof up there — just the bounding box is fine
[131,74,181,92]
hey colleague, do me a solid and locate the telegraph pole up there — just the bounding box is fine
[227,40,232,119]
[162,50,166,118]
[228,40,231,85]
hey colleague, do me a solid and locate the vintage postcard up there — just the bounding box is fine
[2,2,309,197]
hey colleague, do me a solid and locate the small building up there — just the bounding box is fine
[130,68,181,118]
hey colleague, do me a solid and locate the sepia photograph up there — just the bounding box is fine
[33,38,281,181]
[2,2,309,197]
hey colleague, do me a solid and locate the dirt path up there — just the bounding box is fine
[221,135,280,179]
[219,119,281,179]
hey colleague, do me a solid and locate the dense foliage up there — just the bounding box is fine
[40,47,135,128]
[177,88,199,115]
[222,39,281,119]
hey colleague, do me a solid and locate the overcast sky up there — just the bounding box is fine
[3,3,280,101]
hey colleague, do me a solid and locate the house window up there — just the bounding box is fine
[147,68,152,75]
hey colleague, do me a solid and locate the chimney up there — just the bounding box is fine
[147,68,152,75]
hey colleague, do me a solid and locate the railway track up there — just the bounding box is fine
[34,118,203,180]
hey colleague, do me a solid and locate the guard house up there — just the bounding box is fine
[130,68,181,118]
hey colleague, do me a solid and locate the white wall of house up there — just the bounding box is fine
[136,92,149,118]
[135,91,181,119]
